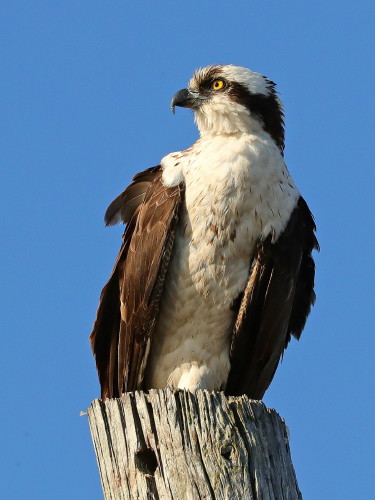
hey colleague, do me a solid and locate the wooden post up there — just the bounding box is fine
[88,389,302,499]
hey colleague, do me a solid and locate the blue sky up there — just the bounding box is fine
[1,1,374,498]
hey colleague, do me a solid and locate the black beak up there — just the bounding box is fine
[171,88,206,113]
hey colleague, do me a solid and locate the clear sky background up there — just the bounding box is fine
[1,1,374,499]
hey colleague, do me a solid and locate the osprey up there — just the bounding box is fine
[90,64,318,400]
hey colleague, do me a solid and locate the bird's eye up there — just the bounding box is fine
[211,79,225,90]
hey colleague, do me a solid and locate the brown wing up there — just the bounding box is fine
[90,166,184,399]
[226,196,319,399]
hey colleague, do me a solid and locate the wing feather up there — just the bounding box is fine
[226,196,318,399]
[90,166,184,399]
[104,166,160,226]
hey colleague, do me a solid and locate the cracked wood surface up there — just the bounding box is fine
[88,389,302,499]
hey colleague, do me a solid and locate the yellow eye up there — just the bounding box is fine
[211,79,225,90]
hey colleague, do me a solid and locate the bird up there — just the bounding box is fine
[90,64,319,401]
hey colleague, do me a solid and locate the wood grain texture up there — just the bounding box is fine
[88,389,302,499]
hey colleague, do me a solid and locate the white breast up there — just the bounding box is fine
[143,132,300,391]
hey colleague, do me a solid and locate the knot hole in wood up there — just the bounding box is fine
[134,447,158,476]
[220,442,235,462]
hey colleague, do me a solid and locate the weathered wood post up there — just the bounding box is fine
[88,388,301,499]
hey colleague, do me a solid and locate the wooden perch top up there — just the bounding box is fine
[88,389,302,500]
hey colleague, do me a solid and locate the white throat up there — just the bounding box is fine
[194,97,264,136]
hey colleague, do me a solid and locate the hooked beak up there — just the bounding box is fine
[171,88,207,113]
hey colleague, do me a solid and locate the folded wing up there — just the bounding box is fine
[226,197,319,399]
[90,166,184,399]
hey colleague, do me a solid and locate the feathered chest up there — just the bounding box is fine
[161,133,300,302]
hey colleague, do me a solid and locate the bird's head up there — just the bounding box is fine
[171,64,285,152]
